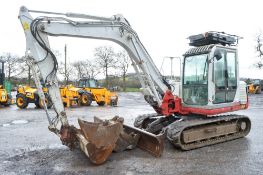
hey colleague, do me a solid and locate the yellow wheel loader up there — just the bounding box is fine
[16,85,52,109]
[59,84,92,107]
[78,78,118,106]
[248,79,262,94]
[0,61,12,107]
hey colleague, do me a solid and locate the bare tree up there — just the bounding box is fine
[18,56,33,86]
[255,34,263,69]
[72,60,86,79]
[94,46,116,87]
[0,53,21,81]
[51,49,74,84]
[84,60,100,79]
[58,61,74,85]
[72,59,100,79]
[116,50,130,91]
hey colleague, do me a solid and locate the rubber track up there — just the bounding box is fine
[166,114,251,150]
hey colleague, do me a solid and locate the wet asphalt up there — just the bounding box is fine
[0,92,262,175]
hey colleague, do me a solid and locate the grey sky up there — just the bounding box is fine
[1,0,263,78]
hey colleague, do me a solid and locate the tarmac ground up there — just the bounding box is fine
[0,92,262,175]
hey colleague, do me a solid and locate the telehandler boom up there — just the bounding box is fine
[18,6,251,164]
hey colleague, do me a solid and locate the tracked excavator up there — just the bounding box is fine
[19,6,251,164]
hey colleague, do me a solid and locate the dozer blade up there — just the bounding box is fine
[77,118,122,164]
[123,124,165,157]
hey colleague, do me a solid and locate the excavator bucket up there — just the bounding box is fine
[72,116,165,164]
[77,118,122,164]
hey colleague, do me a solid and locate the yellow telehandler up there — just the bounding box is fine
[16,85,52,109]
[248,79,262,94]
[78,78,118,106]
[16,84,92,108]
[59,84,92,107]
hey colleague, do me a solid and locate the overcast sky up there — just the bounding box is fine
[1,0,263,78]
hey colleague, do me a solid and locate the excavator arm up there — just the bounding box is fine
[18,6,166,164]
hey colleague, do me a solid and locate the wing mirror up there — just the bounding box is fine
[209,49,223,63]
[214,50,222,61]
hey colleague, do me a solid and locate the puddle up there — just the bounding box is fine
[11,120,29,125]
[2,123,10,127]
[25,144,66,152]
[1,120,29,127]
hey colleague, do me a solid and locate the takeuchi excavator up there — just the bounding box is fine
[18,6,251,164]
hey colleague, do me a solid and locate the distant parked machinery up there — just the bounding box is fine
[248,79,262,94]
[59,84,92,107]
[16,84,92,108]
[78,78,118,106]
[0,61,12,106]
[16,85,52,109]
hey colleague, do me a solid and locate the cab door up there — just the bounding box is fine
[213,49,237,104]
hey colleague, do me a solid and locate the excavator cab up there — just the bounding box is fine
[181,32,248,115]
[183,47,237,105]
